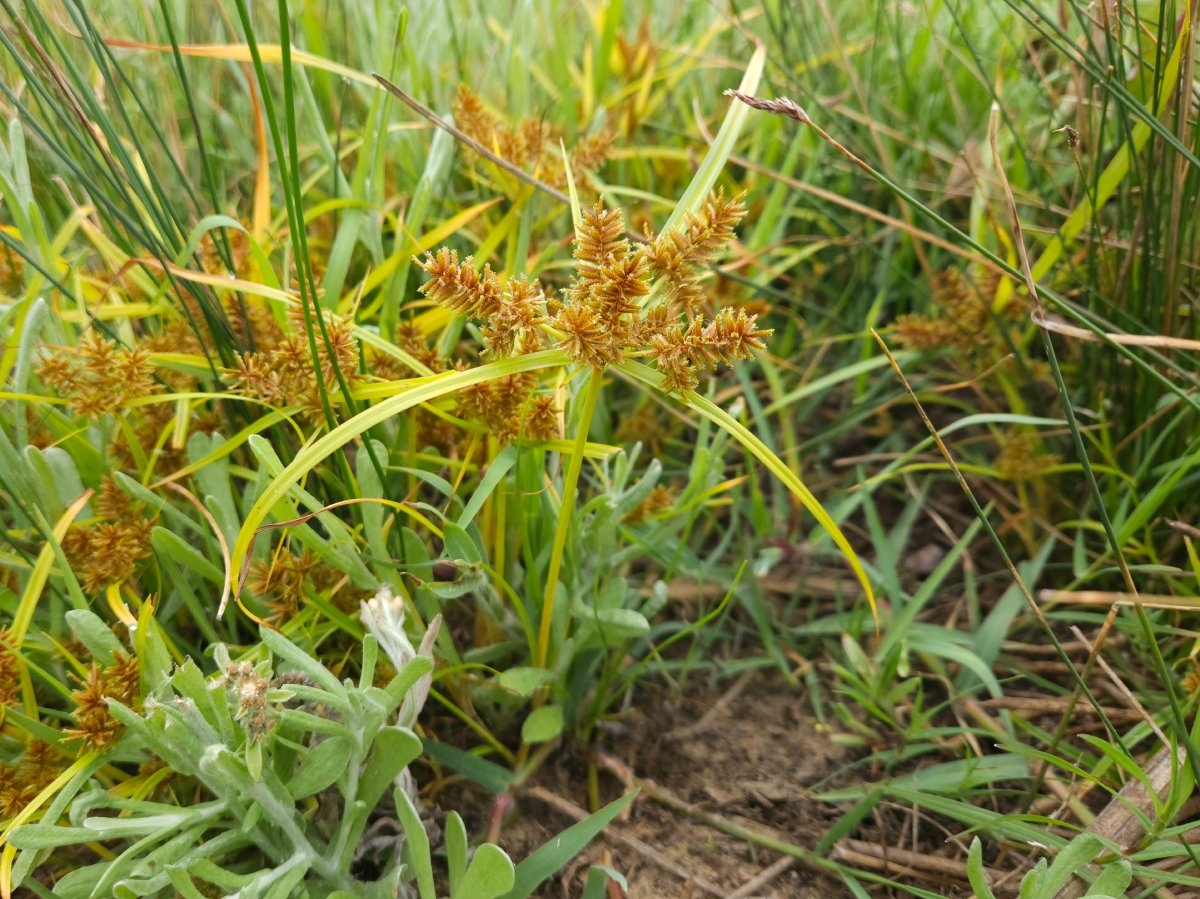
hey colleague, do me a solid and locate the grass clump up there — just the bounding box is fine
[0,1,861,894]
[3,0,1200,896]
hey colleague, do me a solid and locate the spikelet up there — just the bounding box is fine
[36,330,159,419]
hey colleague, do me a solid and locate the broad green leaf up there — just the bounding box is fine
[497,667,553,698]
[967,838,998,899]
[1038,833,1104,898]
[358,727,422,813]
[360,633,378,691]
[394,786,435,899]
[82,812,191,839]
[7,825,97,850]
[458,443,518,529]
[442,522,482,565]
[167,867,216,899]
[582,866,628,899]
[383,656,434,710]
[23,445,84,520]
[357,438,393,582]
[444,811,469,898]
[259,856,311,899]
[1089,859,1132,896]
[521,705,564,744]
[181,859,262,891]
[455,843,515,899]
[287,735,354,799]
[573,605,650,645]
[55,863,122,899]
[135,603,174,698]
[151,526,223,584]
[65,609,125,663]
[170,658,236,745]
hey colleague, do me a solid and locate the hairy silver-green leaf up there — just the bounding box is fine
[287,735,355,800]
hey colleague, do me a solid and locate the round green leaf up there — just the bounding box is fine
[521,705,564,744]
[498,667,553,698]
[454,843,515,899]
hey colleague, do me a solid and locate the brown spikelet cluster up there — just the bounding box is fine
[455,373,560,443]
[0,629,22,708]
[222,295,285,354]
[558,205,651,367]
[35,308,214,477]
[616,18,653,73]
[453,86,501,145]
[140,311,206,365]
[199,226,255,278]
[893,269,1021,355]
[247,548,343,625]
[614,403,671,456]
[523,393,562,441]
[219,661,276,742]
[146,289,282,369]
[36,330,160,419]
[555,211,641,366]
[0,740,63,817]
[451,86,614,192]
[61,480,157,595]
[643,191,748,314]
[247,552,314,624]
[415,252,561,442]
[68,649,140,752]
[224,307,365,420]
[0,764,29,821]
[413,249,566,443]
[1183,660,1200,697]
[416,190,768,402]
[555,191,768,392]
[396,321,449,374]
[418,248,508,319]
[107,401,182,475]
[0,238,25,297]
[994,431,1060,482]
[417,254,550,359]
[646,308,772,394]
[481,276,549,358]
[609,18,657,133]
[625,484,675,523]
[568,132,616,181]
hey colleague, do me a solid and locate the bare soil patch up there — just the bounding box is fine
[441,671,855,897]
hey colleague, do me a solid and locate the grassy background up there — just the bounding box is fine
[2,0,1200,895]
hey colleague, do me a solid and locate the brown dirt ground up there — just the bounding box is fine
[442,671,856,898]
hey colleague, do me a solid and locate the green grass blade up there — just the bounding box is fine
[229,350,569,590]
[617,359,875,615]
